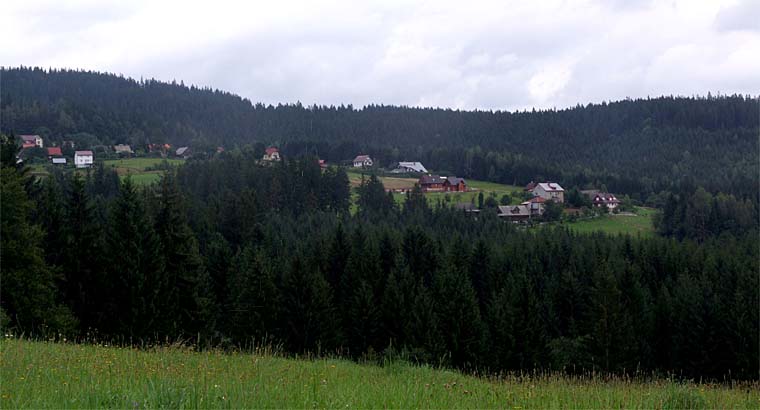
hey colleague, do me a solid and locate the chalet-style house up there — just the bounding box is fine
[263,147,281,162]
[419,175,446,192]
[521,196,546,216]
[114,144,134,156]
[593,192,620,211]
[498,205,531,222]
[532,182,564,203]
[74,151,93,168]
[352,155,373,168]
[176,146,191,159]
[391,162,427,173]
[46,147,62,158]
[444,177,467,192]
[20,135,43,148]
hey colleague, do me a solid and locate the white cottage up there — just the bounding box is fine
[352,155,373,168]
[532,182,564,203]
[74,150,93,168]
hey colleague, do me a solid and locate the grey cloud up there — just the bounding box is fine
[714,0,760,32]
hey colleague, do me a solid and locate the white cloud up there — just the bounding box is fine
[1,0,757,110]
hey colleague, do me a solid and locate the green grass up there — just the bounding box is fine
[2,339,757,409]
[103,157,184,185]
[564,207,658,237]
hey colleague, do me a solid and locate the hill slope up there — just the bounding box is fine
[2,339,756,409]
[2,67,758,196]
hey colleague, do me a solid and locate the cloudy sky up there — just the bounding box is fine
[2,0,758,111]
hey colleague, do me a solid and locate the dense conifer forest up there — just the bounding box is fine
[1,67,758,381]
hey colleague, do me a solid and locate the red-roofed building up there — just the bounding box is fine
[263,147,281,161]
[20,135,43,148]
[47,147,62,157]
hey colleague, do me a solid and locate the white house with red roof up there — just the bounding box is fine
[20,134,43,148]
[74,150,93,168]
[352,154,373,168]
[263,147,281,162]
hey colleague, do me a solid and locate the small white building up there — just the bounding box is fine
[352,155,373,168]
[390,161,428,173]
[532,182,565,203]
[20,134,43,148]
[74,150,93,168]
[51,157,67,165]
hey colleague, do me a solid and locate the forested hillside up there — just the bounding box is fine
[2,138,757,380]
[2,67,758,198]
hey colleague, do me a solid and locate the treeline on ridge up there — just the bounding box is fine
[2,67,758,199]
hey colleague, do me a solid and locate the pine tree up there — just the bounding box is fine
[105,177,164,339]
[154,172,215,337]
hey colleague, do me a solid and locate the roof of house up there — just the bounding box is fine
[52,157,67,163]
[114,144,133,153]
[22,142,36,149]
[446,177,466,186]
[419,175,445,185]
[75,150,93,156]
[396,162,428,173]
[353,154,371,162]
[522,196,547,204]
[498,205,531,217]
[524,181,536,191]
[47,147,62,156]
[536,182,564,192]
[455,202,480,212]
[20,135,40,142]
[176,146,190,155]
[265,147,279,155]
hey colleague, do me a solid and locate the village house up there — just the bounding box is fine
[46,147,62,158]
[176,146,191,159]
[352,154,373,168]
[318,159,327,169]
[74,150,93,168]
[114,144,134,156]
[455,202,480,214]
[391,161,427,173]
[418,175,446,192]
[263,147,281,162]
[20,134,43,148]
[498,204,532,222]
[521,196,546,216]
[444,177,467,192]
[593,192,620,211]
[532,182,565,203]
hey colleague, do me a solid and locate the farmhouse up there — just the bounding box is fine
[176,146,191,159]
[352,154,373,168]
[114,144,134,156]
[74,151,93,168]
[418,175,446,192]
[444,177,467,192]
[498,205,532,222]
[593,192,620,211]
[391,161,428,173]
[263,147,281,162]
[20,134,43,148]
[47,147,62,157]
[521,196,546,216]
[532,182,564,203]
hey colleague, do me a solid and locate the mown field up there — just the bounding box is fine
[564,207,658,237]
[103,157,184,185]
[1,339,756,409]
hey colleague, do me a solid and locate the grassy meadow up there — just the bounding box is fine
[564,207,658,237]
[103,157,184,185]
[1,339,757,409]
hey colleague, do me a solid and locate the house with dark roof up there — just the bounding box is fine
[444,177,467,192]
[352,154,373,168]
[593,193,620,211]
[114,144,134,156]
[418,175,446,192]
[498,205,532,222]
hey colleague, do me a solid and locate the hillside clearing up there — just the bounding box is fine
[2,339,756,409]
